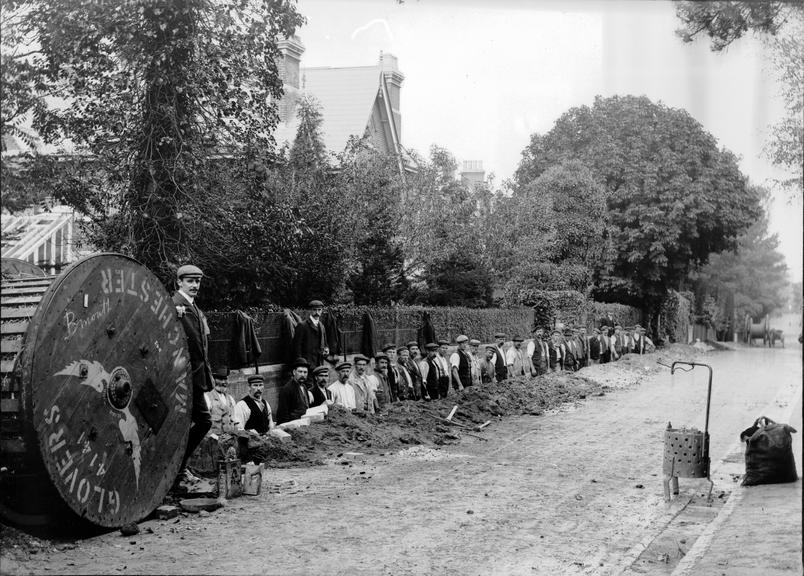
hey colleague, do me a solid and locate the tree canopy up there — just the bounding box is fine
[674,1,803,197]
[695,187,789,321]
[1,0,304,284]
[514,95,762,309]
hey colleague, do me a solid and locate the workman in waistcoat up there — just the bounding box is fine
[479,345,497,384]
[492,332,510,382]
[234,374,275,435]
[205,366,239,436]
[449,335,472,390]
[423,343,446,399]
[310,365,333,407]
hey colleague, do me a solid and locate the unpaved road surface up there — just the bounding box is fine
[2,344,801,576]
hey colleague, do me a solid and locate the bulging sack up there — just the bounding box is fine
[740,416,798,487]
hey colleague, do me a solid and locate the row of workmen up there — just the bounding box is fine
[202,322,654,442]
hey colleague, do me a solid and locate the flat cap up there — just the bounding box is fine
[456,335,469,343]
[425,343,439,351]
[406,341,419,348]
[308,299,324,307]
[494,332,506,339]
[374,352,389,362]
[212,366,229,380]
[512,335,524,342]
[290,357,310,370]
[397,346,408,354]
[381,342,397,352]
[352,355,369,364]
[177,264,203,279]
[312,366,329,376]
[437,339,450,346]
[485,345,497,352]
[247,374,264,384]
[335,361,352,371]
[469,339,481,346]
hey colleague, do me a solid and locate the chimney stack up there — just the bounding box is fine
[379,52,404,141]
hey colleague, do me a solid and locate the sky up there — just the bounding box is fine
[294,0,802,283]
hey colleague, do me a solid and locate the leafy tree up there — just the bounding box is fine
[419,250,493,308]
[275,94,350,305]
[493,160,607,301]
[3,0,303,284]
[675,1,803,197]
[674,1,795,50]
[695,187,789,321]
[400,145,494,304]
[336,137,407,304]
[513,95,762,312]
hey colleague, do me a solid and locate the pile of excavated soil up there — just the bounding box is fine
[257,344,702,467]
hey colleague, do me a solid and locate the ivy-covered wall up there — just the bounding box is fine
[659,290,693,344]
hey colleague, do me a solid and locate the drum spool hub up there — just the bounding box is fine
[1,253,192,527]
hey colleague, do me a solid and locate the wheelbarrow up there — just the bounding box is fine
[662,361,714,502]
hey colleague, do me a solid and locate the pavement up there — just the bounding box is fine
[670,344,802,576]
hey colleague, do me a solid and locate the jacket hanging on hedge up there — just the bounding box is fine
[279,308,303,364]
[228,310,262,370]
[361,311,377,359]
[321,310,342,358]
[417,311,437,350]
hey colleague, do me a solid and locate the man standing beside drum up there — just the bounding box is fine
[172,264,213,490]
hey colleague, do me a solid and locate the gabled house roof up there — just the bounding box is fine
[275,65,385,153]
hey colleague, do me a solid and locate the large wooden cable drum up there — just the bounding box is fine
[0,253,192,527]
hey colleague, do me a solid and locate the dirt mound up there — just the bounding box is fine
[264,368,605,466]
[248,345,705,468]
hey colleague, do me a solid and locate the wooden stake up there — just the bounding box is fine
[446,405,458,421]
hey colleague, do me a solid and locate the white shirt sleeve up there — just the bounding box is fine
[419,360,429,381]
[233,400,250,431]
[526,341,535,357]
[505,348,517,366]
[449,352,460,369]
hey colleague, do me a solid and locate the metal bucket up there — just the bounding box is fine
[663,426,710,478]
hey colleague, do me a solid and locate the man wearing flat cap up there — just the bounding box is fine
[310,365,332,408]
[449,335,471,391]
[435,340,452,398]
[277,358,311,424]
[368,353,392,410]
[548,330,566,372]
[422,342,446,399]
[479,345,497,385]
[205,366,239,436]
[234,374,275,435]
[631,325,654,355]
[233,373,276,464]
[292,300,329,375]
[381,343,401,402]
[506,336,534,377]
[328,361,356,410]
[349,355,377,413]
[172,264,213,488]
[396,346,416,400]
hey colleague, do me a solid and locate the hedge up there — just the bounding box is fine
[205,305,535,369]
